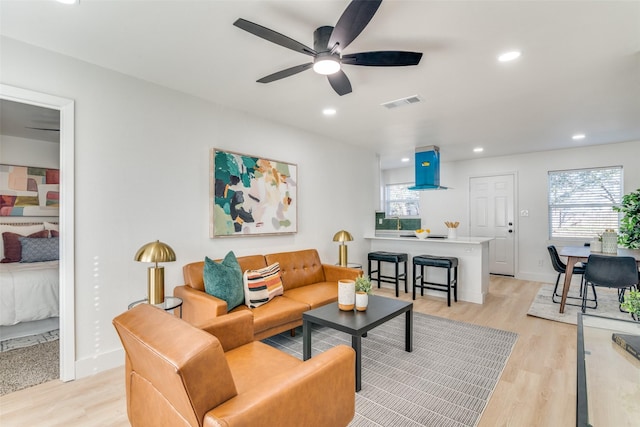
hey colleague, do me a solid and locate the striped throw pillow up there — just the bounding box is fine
[243,262,284,308]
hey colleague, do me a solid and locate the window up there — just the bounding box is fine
[548,166,623,239]
[385,183,420,217]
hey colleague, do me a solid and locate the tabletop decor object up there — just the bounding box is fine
[445,221,459,239]
[134,240,176,304]
[613,188,640,249]
[354,275,372,311]
[333,229,353,267]
[590,234,603,252]
[601,229,618,254]
[338,279,355,311]
[414,228,430,239]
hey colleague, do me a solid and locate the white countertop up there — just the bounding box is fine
[364,233,493,245]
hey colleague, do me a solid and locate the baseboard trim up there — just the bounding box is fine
[75,347,124,379]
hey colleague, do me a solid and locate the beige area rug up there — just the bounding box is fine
[0,330,60,396]
[527,284,634,325]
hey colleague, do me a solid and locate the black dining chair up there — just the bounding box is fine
[547,245,593,306]
[582,254,639,313]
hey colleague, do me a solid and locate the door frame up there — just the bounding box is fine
[0,84,76,381]
[468,171,518,277]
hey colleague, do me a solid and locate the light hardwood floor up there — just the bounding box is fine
[0,276,576,426]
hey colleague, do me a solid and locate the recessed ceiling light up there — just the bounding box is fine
[498,51,521,62]
[401,157,410,162]
[322,108,336,116]
[56,0,78,4]
[572,133,586,140]
[473,147,484,153]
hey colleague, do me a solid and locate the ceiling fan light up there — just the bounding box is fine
[313,58,341,75]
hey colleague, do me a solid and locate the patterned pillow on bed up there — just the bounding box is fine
[19,236,59,263]
[0,224,45,259]
[1,230,50,263]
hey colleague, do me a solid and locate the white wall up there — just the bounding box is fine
[1,37,378,377]
[0,134,60,169]
[383,141,640,282]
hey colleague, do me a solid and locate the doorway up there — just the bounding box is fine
[0,84,75,381]
[469,174,515,276]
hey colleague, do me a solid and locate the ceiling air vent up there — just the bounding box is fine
[381,95,422,109]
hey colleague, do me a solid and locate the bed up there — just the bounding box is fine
[0,260,59,326]
[0,222,60,329]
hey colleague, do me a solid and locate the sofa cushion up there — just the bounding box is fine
[203,252,244,312]
[184,255,267,292]
[284,281,339,309]
[243,262,284,308]
[265,249,325,290]
[244,296,309,336]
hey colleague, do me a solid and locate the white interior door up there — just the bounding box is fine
[470,174,515,276]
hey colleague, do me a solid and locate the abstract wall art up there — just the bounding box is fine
[0,164,59,217]
[210,148,297,237]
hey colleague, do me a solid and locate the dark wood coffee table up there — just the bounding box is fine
[303,295,413,391]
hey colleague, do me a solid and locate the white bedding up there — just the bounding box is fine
[0,261,59,326]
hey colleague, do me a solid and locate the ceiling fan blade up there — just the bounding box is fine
[327,70,352,96]
[257,63,314,83]
[328,0,382,53]
[234,18,316,56]
[342,51,423,66]
[26,127,60,131]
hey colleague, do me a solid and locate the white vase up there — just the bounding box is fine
[602,231,618,254]
[355,292,368,311]
[447,228,457,239]
[591,240,602,252]
[338,279,355,311]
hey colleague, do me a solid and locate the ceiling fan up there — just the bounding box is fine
[26,127,60,132]
[233,0,422,96]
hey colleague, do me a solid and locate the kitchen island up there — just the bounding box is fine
[365,233,493,304]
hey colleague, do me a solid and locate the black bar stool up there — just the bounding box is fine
[412,255,458,306]
[367,251,408,297]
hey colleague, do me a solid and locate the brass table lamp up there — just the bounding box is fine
[333,230,353,267]
[134,240,176,305]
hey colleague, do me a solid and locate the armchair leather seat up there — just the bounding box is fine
[113,304,356,427]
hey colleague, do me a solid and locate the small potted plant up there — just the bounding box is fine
[354,275,372,311]
[621,289,640,321]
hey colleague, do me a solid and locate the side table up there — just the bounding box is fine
[128,296,183,318]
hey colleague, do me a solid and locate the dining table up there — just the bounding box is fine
[558,246,640,313]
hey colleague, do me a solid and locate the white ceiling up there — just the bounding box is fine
[1,0,639,168]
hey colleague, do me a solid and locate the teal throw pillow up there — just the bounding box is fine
[203,251,244,312]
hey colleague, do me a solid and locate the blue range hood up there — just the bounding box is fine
[408,145,449,190]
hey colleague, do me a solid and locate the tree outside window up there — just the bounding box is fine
[548,166,622,239]
[385,183,420,217]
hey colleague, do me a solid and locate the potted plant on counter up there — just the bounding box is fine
[355,275,372,311]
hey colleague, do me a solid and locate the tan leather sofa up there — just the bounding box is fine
[113,304,356,427]
[175,249,362,340]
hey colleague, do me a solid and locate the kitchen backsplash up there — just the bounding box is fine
[375,212,421,231]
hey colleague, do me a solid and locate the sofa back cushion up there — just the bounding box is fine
[265,249,325,290]
[113,304,238,426]
[183,255,267,291]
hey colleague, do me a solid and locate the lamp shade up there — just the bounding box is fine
[134,240,176,264]
[332,230,353,243]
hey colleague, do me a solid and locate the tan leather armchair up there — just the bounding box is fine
[113,304,356,427]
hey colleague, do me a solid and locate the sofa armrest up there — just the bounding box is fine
[174,285,228,325]
[322,264,363,282]
[205,345,356,427]
[196,311,254,352]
